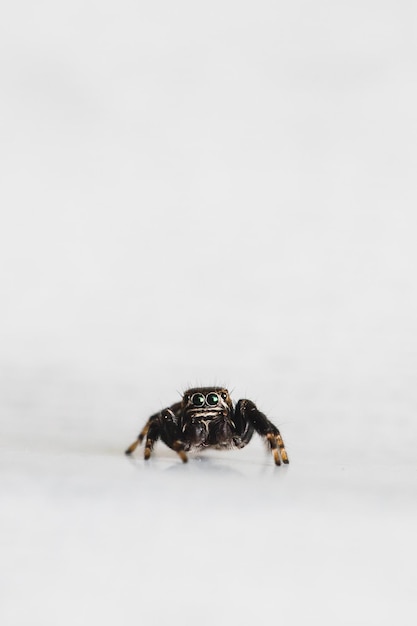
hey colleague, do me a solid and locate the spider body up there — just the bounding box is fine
[125,387,289,466]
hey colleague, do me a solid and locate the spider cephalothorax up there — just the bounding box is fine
[125,386,289,466]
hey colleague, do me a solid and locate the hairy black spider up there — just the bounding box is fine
[125,387,289,466]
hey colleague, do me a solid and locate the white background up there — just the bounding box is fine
[1,1,416,624]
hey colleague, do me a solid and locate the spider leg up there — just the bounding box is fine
[125,421,151,455]
[125,402,183,456]
[159,409,188,463]
[125,407,168,455]
[143,419,161,460]
[235,399,289,466]
[265,433,289,465]
[276,432,289,464]
[172,440,188,463]
[125,404,188,463]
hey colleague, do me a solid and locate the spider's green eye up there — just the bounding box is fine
[191,393,205,407]
[206,392,219,406]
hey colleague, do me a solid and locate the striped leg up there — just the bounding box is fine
[276,432,289,464]
[125,421,151,455]
[143,420,161,460]
[172,440,188,463]
[266,432,289,466]
[235,399,289,467]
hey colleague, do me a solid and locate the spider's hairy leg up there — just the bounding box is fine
[125,421,150,455]
[143,420,161,460]
[236,399,289,466]
[266,433,281,466]
[265,432,289,465]
[157,408,188,463]
[265,427,289,466]
[125,409,165,456]
[276,433,289,463]
[172,440,188,463]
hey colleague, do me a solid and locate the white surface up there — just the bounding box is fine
[1,1,417,624]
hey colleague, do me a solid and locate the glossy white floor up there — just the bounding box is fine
[1,1,416,624]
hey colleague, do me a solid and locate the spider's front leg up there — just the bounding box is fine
[125,412,160,459]
[235,399,289,466]
[124,408,160,456]
[125,403,188,463]
[159,409,188,463]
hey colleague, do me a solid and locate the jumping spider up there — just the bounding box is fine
[125,387,289,466]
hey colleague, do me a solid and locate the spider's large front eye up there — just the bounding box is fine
[191,393,205,407]
[206,392,219,406]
